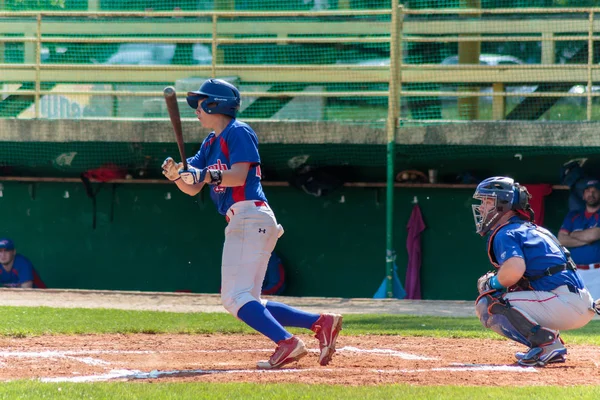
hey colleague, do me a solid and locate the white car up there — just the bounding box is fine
[104,43,212,65]
[440,54,537,104]
[440,54,525,66]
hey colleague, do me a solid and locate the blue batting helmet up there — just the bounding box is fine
[186,79,241,118]
[472,176,532,235]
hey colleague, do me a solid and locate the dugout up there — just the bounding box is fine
[0,118,595,300]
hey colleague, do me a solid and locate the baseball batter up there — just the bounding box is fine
[473,176,597,367]
[161,79,342,369]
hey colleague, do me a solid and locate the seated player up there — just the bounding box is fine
[0,238,37,288]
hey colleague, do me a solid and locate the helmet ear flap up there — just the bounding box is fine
[514,184,531,210]
[514,184,535,221]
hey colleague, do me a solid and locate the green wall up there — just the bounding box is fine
[0,181,571,300]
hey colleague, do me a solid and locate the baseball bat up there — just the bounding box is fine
[163,86,188,170]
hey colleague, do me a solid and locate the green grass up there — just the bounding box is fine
[1,382,600,400]
[2,306,600,345]
[2,306,600,399]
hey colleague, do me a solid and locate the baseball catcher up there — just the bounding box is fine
[473,176,596,367]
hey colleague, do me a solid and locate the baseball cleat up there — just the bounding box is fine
[516,340,567,367]
[311,313,343,366]
[256,336,307,370]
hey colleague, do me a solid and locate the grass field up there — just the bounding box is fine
[0,306,599,399]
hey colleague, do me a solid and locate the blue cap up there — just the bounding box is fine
[0,238,14,250]
[584,179,600,191]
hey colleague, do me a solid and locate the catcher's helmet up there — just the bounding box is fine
[472,176,532,236]
[186,79,241,118]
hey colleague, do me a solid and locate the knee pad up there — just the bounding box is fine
[221,291,257,316]
[475,293,557,348]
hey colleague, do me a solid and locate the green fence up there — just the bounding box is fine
[1,2,599,297]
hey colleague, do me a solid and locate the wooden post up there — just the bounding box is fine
[215,0,235,10]
[541,33,555,65]
[458,0,481,120]
[338,0,350,9]
[87,0,99,11]
[492,82,505,120]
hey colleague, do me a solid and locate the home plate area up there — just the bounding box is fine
[0,334,598,385]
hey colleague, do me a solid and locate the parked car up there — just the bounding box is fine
[104,43,212,65]
[440,54,525,66]
[440,54,538,104]
[564,84,600,106]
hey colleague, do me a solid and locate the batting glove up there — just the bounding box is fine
[161,157,182,181]
[179,166,207,185]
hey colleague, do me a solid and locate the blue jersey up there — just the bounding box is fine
[560,210,600,265]
[188,119,267,216]
[487,217,584,291]
[0,254,34,286]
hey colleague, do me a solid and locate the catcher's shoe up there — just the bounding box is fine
[257,336,307,370]
[516,340,567,367]
[311,313,343,366]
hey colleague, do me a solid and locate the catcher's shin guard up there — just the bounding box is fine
[475,293,557,348]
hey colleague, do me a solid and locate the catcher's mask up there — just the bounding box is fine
[472,176,532,236]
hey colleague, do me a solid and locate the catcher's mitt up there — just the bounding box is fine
[477,271,497,295]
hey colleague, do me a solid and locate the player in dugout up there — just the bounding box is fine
[161,78,343,369]
[0,238,36,288]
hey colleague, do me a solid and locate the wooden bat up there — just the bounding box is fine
[163,86,188,170]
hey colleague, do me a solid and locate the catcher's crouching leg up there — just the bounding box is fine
[475,291,558,348]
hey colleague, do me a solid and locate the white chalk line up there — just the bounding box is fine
[0,347,536,382]
[0,346,435,367]
[40,363,537,383]
[337,346,437,360]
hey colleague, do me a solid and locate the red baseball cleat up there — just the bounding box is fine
[256,336,307,370]
[311,313,343,366]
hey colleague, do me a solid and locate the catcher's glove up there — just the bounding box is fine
[477,271,498,295]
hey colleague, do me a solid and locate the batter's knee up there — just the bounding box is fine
[221,291,258,316]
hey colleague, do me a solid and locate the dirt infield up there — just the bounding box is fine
[1,289,599,385]
[1,334,600,385]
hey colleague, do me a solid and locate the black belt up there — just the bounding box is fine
[527,262,577,281]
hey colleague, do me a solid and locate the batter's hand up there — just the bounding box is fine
[162,157,182,181]
[179,166,207,185]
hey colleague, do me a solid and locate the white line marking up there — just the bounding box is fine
[40,367,334,382]
[373,364,538,373]
[0,351,111,367]
[39,362,537,383]
[337,346,437,360]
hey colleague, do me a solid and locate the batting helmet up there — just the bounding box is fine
[186,79,241,118]
[472,176,532,236]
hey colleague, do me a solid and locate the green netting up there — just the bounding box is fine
[1,1,600,180]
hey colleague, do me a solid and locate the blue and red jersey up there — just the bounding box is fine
[187,119,267,215]
[560,210,600,265]
[487,217,584,291]
[0,254,34,287]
